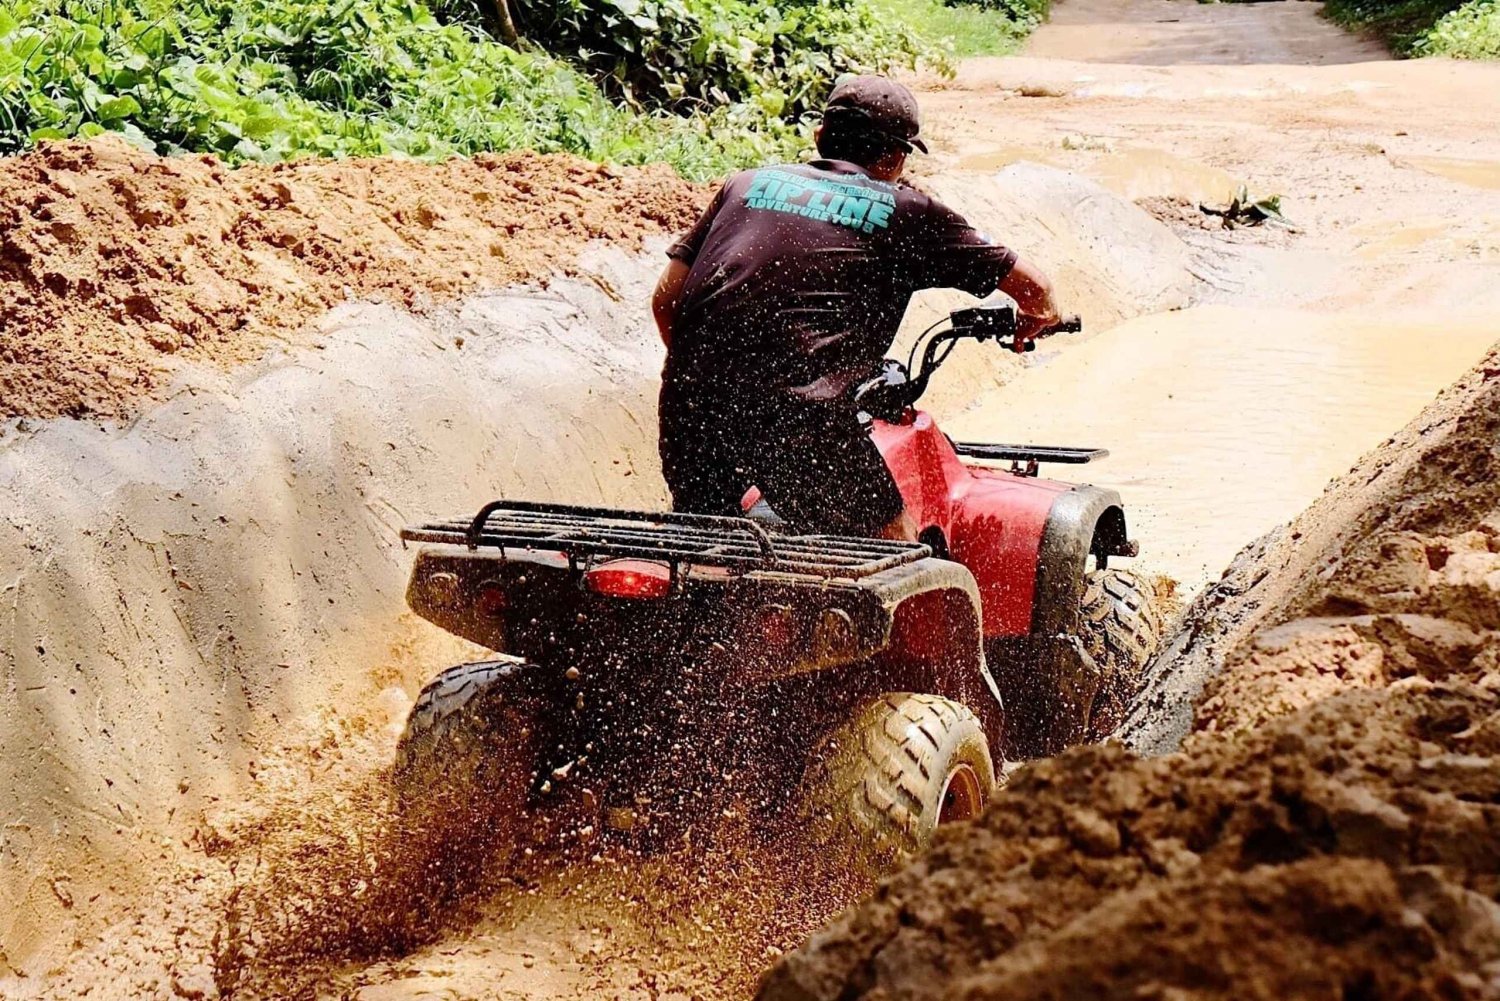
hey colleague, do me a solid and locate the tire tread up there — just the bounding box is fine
[803,693,996,861]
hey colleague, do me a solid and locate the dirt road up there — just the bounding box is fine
[926,2,1500,591]
[15,1,1500,998]
[1025,0,1386,63]
[300,4,1496,997]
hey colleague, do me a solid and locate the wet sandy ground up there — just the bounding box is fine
[14,0,1500,997]
[926,0,1500,595]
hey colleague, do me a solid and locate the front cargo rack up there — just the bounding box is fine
[400,499,930,581]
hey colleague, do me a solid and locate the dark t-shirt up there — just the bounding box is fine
[663,158,1018,405]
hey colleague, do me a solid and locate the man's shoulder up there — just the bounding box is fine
[894,183,976,230]
[893,179,945,213]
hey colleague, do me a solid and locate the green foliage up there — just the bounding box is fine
[1322,0,1498,56]
[435,0,939,119]
[0,0,799,173]
[0,0,1043,176]
[1420,0,1500,57]
[869,0,1040,56]
[1323,0,1461,51]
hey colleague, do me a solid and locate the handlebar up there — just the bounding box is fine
[1017,314,1082,351]
[855,306,1084,420]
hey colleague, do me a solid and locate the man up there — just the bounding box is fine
[652,75,1060,541]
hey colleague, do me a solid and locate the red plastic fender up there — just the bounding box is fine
[872,414,1070,639]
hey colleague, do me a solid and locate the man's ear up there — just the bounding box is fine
[813,122,825,154]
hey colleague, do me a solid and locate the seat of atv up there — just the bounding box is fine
[744,497,789,531]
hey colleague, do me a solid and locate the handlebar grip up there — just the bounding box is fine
[1018,315,1083,351]
[1042,315,1083,336]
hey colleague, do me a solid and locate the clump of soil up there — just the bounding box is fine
[0,138,702,421]
[761,352,1500,1001]
[765,683,1500,1001]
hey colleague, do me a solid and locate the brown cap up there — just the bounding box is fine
[823,74,928,155]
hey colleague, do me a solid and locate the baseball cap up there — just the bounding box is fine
[823,74,929,155]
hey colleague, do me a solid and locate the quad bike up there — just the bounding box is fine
[392,300,1164,867]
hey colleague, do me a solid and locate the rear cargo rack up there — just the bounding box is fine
[400,500,930,581]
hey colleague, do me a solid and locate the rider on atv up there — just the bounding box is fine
[652,74,1062,542]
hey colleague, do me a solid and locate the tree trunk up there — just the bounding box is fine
[490,0,521,45]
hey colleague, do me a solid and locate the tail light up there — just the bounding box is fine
[755,604,798,648]
[584,560,672,600]
[475,579,508,617]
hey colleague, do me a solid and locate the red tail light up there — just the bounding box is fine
[584,560,672,600]
[756,604,797,648]
[475,579,508,617]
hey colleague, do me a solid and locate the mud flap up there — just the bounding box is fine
[985,633,1104,758]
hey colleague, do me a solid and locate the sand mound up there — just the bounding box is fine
[760,353,1500,1000]
[0,137,701,420]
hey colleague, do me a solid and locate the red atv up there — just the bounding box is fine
[393,301,1163,862]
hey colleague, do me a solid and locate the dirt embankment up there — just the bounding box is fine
[0,138,701,420]
[762,349,1500,999]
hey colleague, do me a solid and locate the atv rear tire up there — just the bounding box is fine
[799,693,997,868]
[1080,569,1165,740]
[392,659,540,858]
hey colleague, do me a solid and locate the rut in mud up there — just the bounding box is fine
[3,0,1500,997]
[0,136,1185,999]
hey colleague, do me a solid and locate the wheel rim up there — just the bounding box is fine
[938,764,985,825]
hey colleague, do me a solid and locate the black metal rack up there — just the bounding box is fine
[952,443,1108,465]
[400,499,930,580]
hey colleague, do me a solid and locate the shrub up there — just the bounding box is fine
[1323,0,1461,51]
[942,0,1048,29]
[433,0,937,119]
[0,0,794,173]
[1321,0,1500,56]
[1418,0,1500,56]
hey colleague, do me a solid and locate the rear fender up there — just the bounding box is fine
[984,486,1131,756]
[883,579,1005,751]
[947,472,1068,637]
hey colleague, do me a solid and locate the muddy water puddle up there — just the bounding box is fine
[957,144,1243,204]
[949,306,1499,593]
[1394,154,1500,191]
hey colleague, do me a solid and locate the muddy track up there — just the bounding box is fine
[4,0,1500,998]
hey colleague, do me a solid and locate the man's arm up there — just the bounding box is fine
[655,178,734,348]
[998,256,1061,350]
[652,259,691,347]
[910,196,1062,349]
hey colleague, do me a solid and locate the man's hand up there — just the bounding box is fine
[997,257,1060,352]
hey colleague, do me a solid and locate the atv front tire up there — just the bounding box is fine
[800,693,997,868]
[1080,569,1165,740]
[392,659,541,856]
